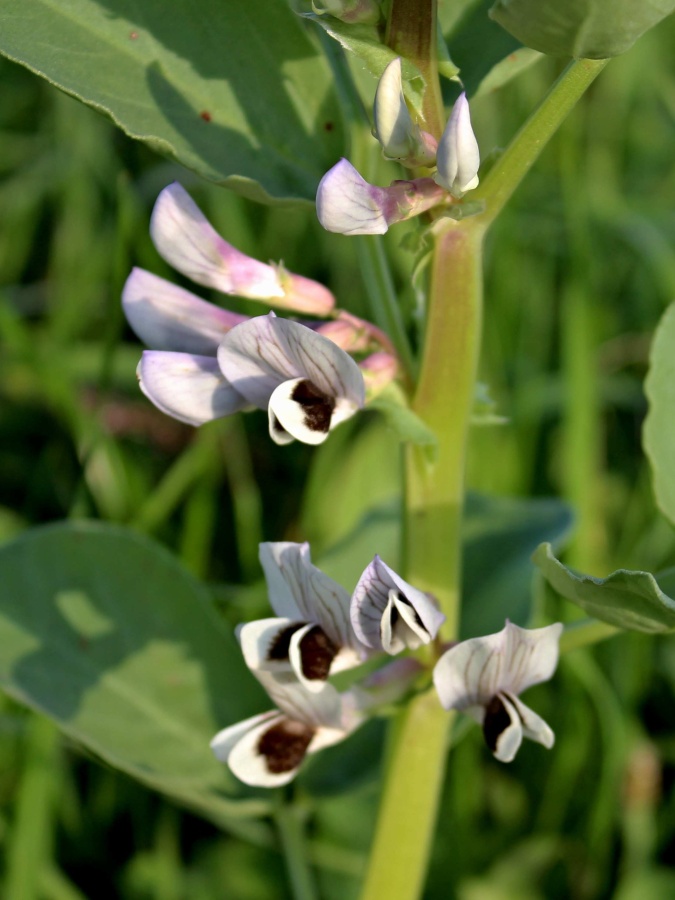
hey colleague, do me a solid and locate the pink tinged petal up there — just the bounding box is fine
[218,313,365,413]
[482,693,523,763]
[360,352,399,397]
[432,620,563,711]
[259,542,357,652]
[275,268,336,317]
[137,351,248,426]
[351,555,445,653]
[434,92,480,196]
[151,183,284,300]
[122,268,246,354]
[317,160,447,236]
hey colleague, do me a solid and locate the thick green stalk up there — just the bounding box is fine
[406,221,485,634]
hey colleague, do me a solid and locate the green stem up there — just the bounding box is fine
[275,800,318,900]
[386,0,445,138]
[473,58,609,229]
[406,220,484,634]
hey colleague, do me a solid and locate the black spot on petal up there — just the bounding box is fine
[299,626,339,681]
[258,719,314,774]
[395,591,424,629]
[482,694,514,753]
[268,623,305,662]
[291,380,335,434]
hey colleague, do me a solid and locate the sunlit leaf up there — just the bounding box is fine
[489,0,675,58]
[0,522,270,823]
[533,543,675,633]
[0,0,345,204]
[644,302,675,526]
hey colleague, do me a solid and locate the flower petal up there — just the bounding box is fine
[317,160,447,235]
[217,314,365,411]
[210,710,279,765]
[351,555,445,652]
[237,617,302,675]
[373,58,437,166]
[289,623,340,692]
[508,693,555,750]
[138,351,248,426]
[122,267,246,354]
[259,542,357,652]
[434,92,480,195]
[226,713,315,787]
[256,669,344,730]
[482,692,523,763]
[502,621,563,695]
[268,377,360,446]
[150,183,335,314]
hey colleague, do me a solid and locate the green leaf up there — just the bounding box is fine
[368,383,438,449]
[0,0,345,204]
[461,495,573,637]
[644,302,675,526]
[0,522,271,823]
[533,543,675,633]
[489,0,675,59]
[444,0,539,98]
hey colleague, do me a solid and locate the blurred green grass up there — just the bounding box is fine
[1,11,675,897]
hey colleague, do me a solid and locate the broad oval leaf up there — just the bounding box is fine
[533,543,675,633]
[0,521,270,823]
[489,0,675,59]
[644,302,675,526]
[0,0,345,204]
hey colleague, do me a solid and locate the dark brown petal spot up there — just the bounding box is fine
[257,719,314,774]
[482,694,514,753]
[267,623,305,662]
[272,414,289,437]
[299,626,339,681]
[291,380,335,434]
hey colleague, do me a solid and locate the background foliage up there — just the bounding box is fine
[1,5,675,897]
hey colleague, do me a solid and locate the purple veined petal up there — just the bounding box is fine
[502,621,563,695]
[217,314,365,411]
[138,351,249,426]
[123,267,246,354]
[482,692,523,763]
[351,555,445,652]
[434,92,480,195]
[256,669,344,730]
[268,377,361,446]
[151,183,284,300]
[508,693,555,750]
[317,160,448,235]
[432,621,562,711]
[259,542,357,652]
[317,159,391,235]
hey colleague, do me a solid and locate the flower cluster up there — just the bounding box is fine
[123,183,399,444]
[317,58,481,235]
[211,542,563,786]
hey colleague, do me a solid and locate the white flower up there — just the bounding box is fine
[372,58,437,166]
[210,672,361,787]
[138,312,365,444]
[238,543,367,692]
[316,159,446,235]
[433,621,563,763]
[434,92,480,196]
[351,555,445,654]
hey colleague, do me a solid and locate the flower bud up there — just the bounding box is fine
[434,93,480,196]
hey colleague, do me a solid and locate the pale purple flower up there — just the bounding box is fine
[238,542,367,692]
[210,671,361,787]
[316,159,447,235]
[373,58,437,167]
[138,312,365,444]
[351,555,445,654]
[151,182,335,315]
[433,621,563,763]
[434,92,480,196]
